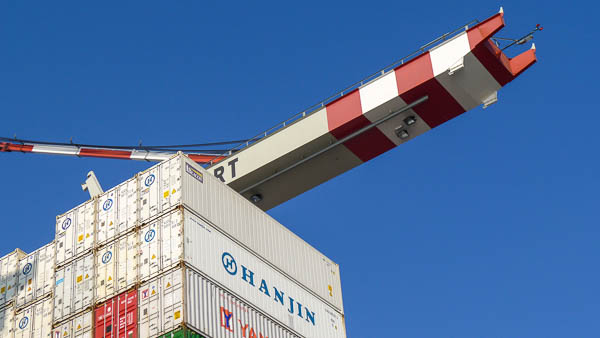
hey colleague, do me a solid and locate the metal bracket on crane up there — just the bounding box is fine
[82,171,104,199]
[482,91,498,109]
[448,57,465,76]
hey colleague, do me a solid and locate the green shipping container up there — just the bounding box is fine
[157,327,205,338]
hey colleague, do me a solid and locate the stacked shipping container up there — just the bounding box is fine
[0,153,346,338]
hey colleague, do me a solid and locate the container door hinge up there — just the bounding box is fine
[448,57,464,76]
[482,91,498,109]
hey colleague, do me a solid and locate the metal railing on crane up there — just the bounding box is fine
[206,18,481,166]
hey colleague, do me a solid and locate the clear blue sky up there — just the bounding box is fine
[1,1,597,337]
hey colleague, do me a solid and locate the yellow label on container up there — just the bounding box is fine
[77,275,83,283]
[78,235,84,242]
[174,310,181,320]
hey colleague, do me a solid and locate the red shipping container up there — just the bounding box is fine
[95,289,138,338]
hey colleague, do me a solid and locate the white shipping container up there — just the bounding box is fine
[138,267,299,338]
[96,232,137,302]
[97,178,137,246]
[0,304,14,338]
[181,210,345,338]
[138,211,182,282]
[56,200,95,266]
[16,242,55,308]
[53,310,93,338]
[14,297,53,338]
[54,253,94,322]
[0,249,26,308]
[137,154,343,312]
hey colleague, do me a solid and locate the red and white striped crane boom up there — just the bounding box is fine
[1,9,538,211]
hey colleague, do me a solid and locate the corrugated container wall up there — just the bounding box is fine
[56,200,95,267]
[54,253,94,322]
[138,267,299,338]
[16,242,55,309]
[54,310,93,338]
[138,154,343,313]
[181,210,345,338]
[13,297,53,338]
[0,249,25,309]
[95,290,137,338]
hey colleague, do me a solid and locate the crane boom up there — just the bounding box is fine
[1,10,538,211]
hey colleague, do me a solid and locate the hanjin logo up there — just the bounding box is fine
[103,198,113,211]
[61,218,72,230]
[102,251,112,264]
[22,263,32,275]
[222,252,237,275]
[145,229,156,242]
[18,317,28,329]
[145,174,155,187]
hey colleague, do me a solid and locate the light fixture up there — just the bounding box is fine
[403,116,417,126]
[394,127,409,139]
[250,194,263,203]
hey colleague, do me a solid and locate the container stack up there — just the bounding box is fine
[0,153,346,338]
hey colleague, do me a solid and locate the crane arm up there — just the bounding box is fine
[0,141,225,164]
[1,9,539,212]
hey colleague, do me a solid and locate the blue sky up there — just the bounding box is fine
[1,1,597,337]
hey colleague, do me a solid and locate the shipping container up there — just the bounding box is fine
[0,249,26,309]
[54,310,93,338]
[97,178,137,246]
[94,290,137,338]
[13,296,53,338]
[138,212,182,282]
[139,267,301,338]
[54,253,94,322]
[136,208,345,337]
[96,232,137,303]
[16,242,54,309]
[0,304,14,338]
[157,327,205,338]
[56,200,95,266]
[136,154,343,312]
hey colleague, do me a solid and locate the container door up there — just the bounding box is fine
[161,269,183,334]
[161,210,183,271]
[96,244,116,302]
[36,243,55,298]
[59,321,72,338]
[0,306,14,338]
[56,212,75,264]
[74,311,93,338]
[160,157,182,213]
[117,232,137,293]
[14,306,32,338]
[117,290,137,338]
[118,178,137,236]
[17,252,36,308]
[139,223,159,282]
[7,252,20,304]
[139,278,160,337]
[139,167,159,224]
[98,189,117,246]
[75,201,95,257]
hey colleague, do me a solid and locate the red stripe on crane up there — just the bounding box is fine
[78,148,133,159]
[0,142,34,152]
[188,154,226,164]
[326,90,396,162]
[395,53,465,128]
